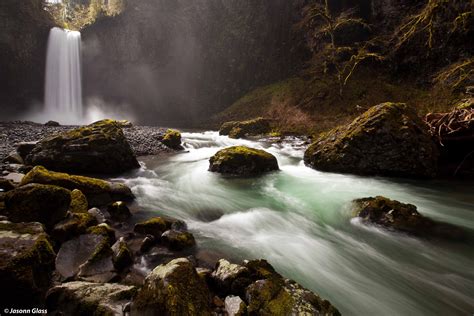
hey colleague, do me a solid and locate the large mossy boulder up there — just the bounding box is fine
[0,221,56,308]
[21,166,134,206]
[132,257,212,315]
[24,119,140,174]
[304,103,439,178]
[161,129,183,150]
[3,184,70,228]
[46,281,136,316]
[353,196,466,240]
[219,117,272,139]
[51,212,98,244]
[209,146,279,176]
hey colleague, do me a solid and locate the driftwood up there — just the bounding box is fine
[425,107,474,146]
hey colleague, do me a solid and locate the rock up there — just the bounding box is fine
[88,207,107,223]
[353,196,466,240]
[209,146,279,176]
[51,212,98,244]
[134,217,170,239]
[161,230,196,251]
[4,183,70,228]
[0,178,15,192]
[225,295,247,316]
[20,166,134,206]
[69,189,89,213]
[243,259,278,280]
[16,141,38,160]
[24,119,140,174]
[112,237,133,271]
[211,259,251,296]
[246,277,340,316]
[46,281,136,316]
[87,224,117,243]
[0,221,56,308]
[132,258,212,315]
[3,150,24,164]
[44,120,60,126]
[161,129,183,150]
[219,117,272,139]
[107,201,132,221]
[117,120,133,128]
[139,235,156,253]
[304,103,439,178]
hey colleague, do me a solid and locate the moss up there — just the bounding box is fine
[87,224,116,244]
[52,212,98,243]
[219,117,271,139]
[134,217,168,238]
[161,129,182,149]
[69,189,89,213]
[162,230,196,251]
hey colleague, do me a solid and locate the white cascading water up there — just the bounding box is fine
[44,27,83,123]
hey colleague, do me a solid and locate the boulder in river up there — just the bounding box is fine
[3,183,70,228]
[353,196,466,240]
[161,129,183,150]
[20,166,134,206]
[209,146,279,176]
[107,201,132,221]
[44,120,60,127]
[219,117,272,139]
[134,216,184,239]
[112,237,133,271]
[0,221,56,308]
[132,257,212,315]
[24,119,140,174]
[161,229,196,251]
[46,281,136,315]
[211,259,252,297]
[304,103,439,178]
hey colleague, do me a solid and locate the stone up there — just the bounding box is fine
[117,120,133,128]
[353,196,466,240]
[132,258,212,315]
[211,259,251,296]
[87,224,117,243]
[209,146,279,176]
[219,117,272,139]
[24,119,140,174]
[161,230,196,251]
[20,166,134,206]
[69,189,89,213]
[225,295,247,316]
[112,237,133,271]
[51,212,98,244]
[0,178,15,192]
[3,150,24,164]
[4,183,70,228]
[134,217,169,239]
[0,221,56,308]
[44,120,60,126]
[88,207,107,223]
[161,129,183,150]
[46,281,136,316]
[304,103,439,178]
[139,236,156,253]
[16,141,38,160]
[107,201,132,221]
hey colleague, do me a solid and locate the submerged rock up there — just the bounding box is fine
[161,129,183,150]
[0,221,56,308]
[353,196,466,240]
[3,183,70,228]
[20,166,134,206]
[25,119,140,174]
[209,146,279,176]
[304,103,439,178]
[46,281,136,315]
[219,117,272,139]
[132,257,212,315]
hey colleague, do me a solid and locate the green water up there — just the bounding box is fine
[121,131,474,315]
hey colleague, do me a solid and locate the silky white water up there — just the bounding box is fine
[121,131,474,315]
[44,27,83,123]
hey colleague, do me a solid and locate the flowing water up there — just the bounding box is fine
[44,27,83,123]
[121,131,474,315]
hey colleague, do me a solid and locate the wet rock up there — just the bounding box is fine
[209,146,279,176]
[112,237,133,271]
[132,258,212,315]
[0,178,15,192]
[225,295,247,316]
[20,166,134,206]
[44,120,60,127]
[4,183,70,228]
[139,235,156,253]
[243,259,278,280]
[219,117,272,139]
[353,196,466,240]
[161,229,196,251]
[69,189,88,213]
[0,221,56,308]
[134,217,169,239]
[304,103,439,178]
[161,129,183,150]
[107,201,132,221]
[211,259,252,296]
[24,119,140,174]
[88,207,106,223]
[51,212,98,244]
[87,223,117,243]
[16,141,38,160]
[46,281,136,315]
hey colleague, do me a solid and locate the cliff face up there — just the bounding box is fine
[81,0,306,125]
[0,0,55,118]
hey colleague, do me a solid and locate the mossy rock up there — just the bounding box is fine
[69,189,89,213]
[353,196,466,240]
[304,103,439,178]
[211,259,251,297]
[21,166,134,206]
[51,212,98,244]
[112,237,133,271]
[87,223,116,244]
[46,281,136,316]
[132,258,212,315]
[134,216,176,239]
[161,230,196,251]
[209,146,279,176]
[4,183,70,228]
[161,129,183,150]
[219,117,272,139]
[107,201,132,221]
[24,119,140,174]
[0,221,56,308]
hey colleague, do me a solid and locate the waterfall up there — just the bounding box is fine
[44,27,83,123]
